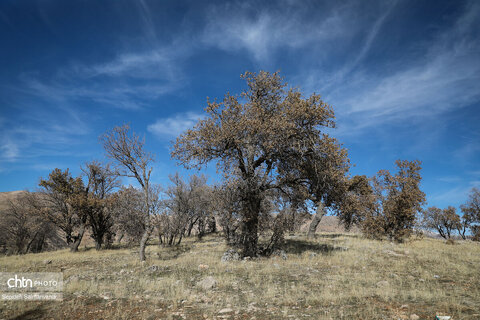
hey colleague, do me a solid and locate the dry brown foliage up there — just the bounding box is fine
[172,71,344,256]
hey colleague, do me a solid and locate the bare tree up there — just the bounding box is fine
[155,173,212,246]
[173,71,345,257]
[101,124,154,261]
[212,181,243,244]
[0,191,65,255]
[111,186,146,245]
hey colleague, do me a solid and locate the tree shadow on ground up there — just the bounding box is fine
[316,233,360,239]
[156,244,192,260]
[8,305,46,320]
[79,242,137,251]
[283,239,344,255]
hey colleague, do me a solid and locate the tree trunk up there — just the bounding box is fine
[117,232,124,244]
[177,233,183,245]
[70,223,86,252]
[187,217,199,237]
[25,229,41,254]
[139,224,152,261]
[208,215,217,233]
[93,230,104,250]
[307,202,327,238]
[438,227,446,239]
[187,222,194,237]
[242,215,258,257]
[158,233,163,246]
[197,217,205,240]
[241,193,261,257]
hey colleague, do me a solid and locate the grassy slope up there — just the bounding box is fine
[1,233,479,320]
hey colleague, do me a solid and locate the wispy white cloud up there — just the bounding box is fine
[430,179,480,207]
[201,2,355,63]
[0,101,91,165]
[137,0,157,45]
[0,139,19,161]
[147,112,204,138]
[322,0,398,91]
[437,176,463,183]
[19,41,191,110]
[308,1,480,134]
[73,42,188,80]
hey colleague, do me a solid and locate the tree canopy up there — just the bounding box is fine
[173,71,348,256]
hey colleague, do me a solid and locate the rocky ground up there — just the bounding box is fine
[1,232,479,319]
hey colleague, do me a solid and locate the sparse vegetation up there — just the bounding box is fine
[461,187,480,241]
[422,206,461,240]
[1,70,478,320]
[361,160,426,242]
[1,233,479,319]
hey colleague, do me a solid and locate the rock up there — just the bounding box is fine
[67,275,79,283]
[400,304,409,310]
[410,314,420,320]
[43,260,52,265]
[272,249,287,260]
[198,264,209,270]
[384,250,403,257]
[147,265,159,272]
[196,276,217,290]
[376,280,389,288]
[221,249,240,262]
[218,308,233,314]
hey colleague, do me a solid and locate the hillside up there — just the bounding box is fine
[1,233,479,319]
[300,215,361,234]
[0,191,27,211]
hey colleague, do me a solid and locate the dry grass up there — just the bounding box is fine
[1,233,479,319]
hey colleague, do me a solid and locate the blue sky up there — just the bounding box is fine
[0,0,479,210]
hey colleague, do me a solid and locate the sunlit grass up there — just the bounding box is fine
[1,233,479,319]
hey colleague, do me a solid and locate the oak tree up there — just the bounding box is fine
[461,187,480,240]
[422,206,461,239]
[363,160,426,241]
[39,168,87,252]
[81,161,120,250]
[173,71,343,256]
